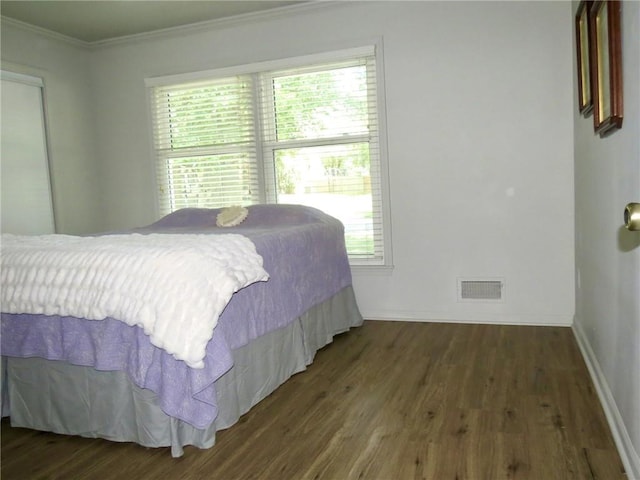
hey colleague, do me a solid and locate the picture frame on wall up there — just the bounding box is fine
[575,1,593,116]
[589,0,623,137]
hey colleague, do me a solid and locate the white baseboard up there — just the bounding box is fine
[573,322,640,480]
[359,310,573,327]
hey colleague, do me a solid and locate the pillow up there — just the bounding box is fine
[216,206,249,227]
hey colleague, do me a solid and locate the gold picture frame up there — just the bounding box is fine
[575,1,593,116]
[590,0,623,137]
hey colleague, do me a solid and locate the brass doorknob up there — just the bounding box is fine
[624,203,640,231]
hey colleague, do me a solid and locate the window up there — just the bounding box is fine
[148,46,389,265]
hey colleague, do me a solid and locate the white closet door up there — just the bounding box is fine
[1,71,55,234]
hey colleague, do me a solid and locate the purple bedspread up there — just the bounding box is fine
[1,205,354,428]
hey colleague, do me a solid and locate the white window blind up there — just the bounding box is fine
[149,48,387,264]
[150,76,260,213]
[260,57,383,261]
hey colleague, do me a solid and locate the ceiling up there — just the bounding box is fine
[0,1,306,43]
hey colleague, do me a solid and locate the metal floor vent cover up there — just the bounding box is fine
[458,279,504,301]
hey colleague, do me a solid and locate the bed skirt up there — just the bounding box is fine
[1,286,362,457]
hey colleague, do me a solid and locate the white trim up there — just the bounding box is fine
[372,36,393,268]
[351,265,395,276]
[92,2,344,49]
[358,311,573,327]
[573,322,640,480]
[0,70,44,87]
[1,3,342,49]
[144,45,376,88]
[0,16,88,48]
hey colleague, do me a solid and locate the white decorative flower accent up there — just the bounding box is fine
[216,206,249,227]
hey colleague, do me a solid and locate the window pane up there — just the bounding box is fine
[151,76,258,214]
[272,65,369,141]
[274,143,376,257]
[163,154,259,211]
[153,78,254,152]
[150,48,388,265]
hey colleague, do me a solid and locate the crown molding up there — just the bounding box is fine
[91,1,344,49]
[1,2,346,51]
[0,16,90,49]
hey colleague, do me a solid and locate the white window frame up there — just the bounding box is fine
[146,42,393,268]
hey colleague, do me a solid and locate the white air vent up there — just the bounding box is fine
[457,278,505,302]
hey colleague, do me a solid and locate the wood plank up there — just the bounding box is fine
[1,321,627,479]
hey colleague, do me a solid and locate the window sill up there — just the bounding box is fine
[350,264,394,276]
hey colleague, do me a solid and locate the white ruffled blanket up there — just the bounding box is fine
[0,233,269,368]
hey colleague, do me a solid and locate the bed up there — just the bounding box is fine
[0,204,363,457]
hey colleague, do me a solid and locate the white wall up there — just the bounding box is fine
[573,1,640,477]
[0,20,103,235]
[87,1,575,326]
[1,2,575,326]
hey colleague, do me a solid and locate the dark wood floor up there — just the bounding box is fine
[1,321,626,479]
